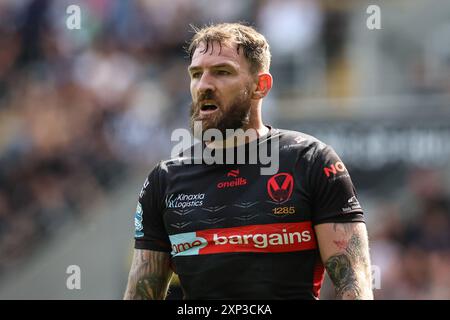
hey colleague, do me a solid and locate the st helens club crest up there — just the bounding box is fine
[267,173,294,203]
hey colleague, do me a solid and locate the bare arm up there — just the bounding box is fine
[315,222,373,300]
[123,249,173,300]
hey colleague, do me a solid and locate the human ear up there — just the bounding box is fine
[252,73,273,99]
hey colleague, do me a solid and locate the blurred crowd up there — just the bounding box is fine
[318,168,450,299]
[369,168,450,299]
[0,0,449,299]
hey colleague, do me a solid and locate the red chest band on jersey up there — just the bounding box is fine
[169,221,317,256]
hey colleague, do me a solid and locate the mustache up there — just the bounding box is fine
[196,90,219,105]
[198,90,215,101]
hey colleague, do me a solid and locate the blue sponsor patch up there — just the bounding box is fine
[134,202,144,238]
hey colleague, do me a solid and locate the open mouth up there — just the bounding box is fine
[200,102,219,114]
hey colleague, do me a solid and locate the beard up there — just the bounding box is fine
[190,87,252,140]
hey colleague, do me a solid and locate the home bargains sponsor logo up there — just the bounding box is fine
[165,193,205,209]
[169,222,316,257]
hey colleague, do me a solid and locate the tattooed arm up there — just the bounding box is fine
[123,249,173,300]
[315,222,373,299]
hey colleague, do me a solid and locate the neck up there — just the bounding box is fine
[206,104,268,149]
[243,103,269,138]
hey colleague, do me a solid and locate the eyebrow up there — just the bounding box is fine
[188,62,238,73]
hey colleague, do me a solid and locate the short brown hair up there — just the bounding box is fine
[186,23,271,74]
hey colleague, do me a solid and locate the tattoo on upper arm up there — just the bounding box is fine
[124,250,173,300]
[324,223,372,300]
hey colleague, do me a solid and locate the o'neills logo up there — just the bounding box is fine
[217,178,247,189]
[165,193,205,209]
[169,222,316,257]
[217,169,247,189]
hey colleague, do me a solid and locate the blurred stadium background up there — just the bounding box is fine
[0,0,449,299]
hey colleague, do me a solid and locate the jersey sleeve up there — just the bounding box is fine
[134,163,171,252]
[308,145,365,225]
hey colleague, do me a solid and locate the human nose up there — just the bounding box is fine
[196,72,215,95]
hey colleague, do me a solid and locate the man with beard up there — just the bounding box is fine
[124,23,373,300]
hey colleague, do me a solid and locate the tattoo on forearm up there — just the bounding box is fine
[325,224,372,300]
[124,250,173,300]
[136,275,167,299]
[326,234,363,299]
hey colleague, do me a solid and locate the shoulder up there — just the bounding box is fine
[149,143,201,177]
[139,157,182,200]
[275,128,331,159]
